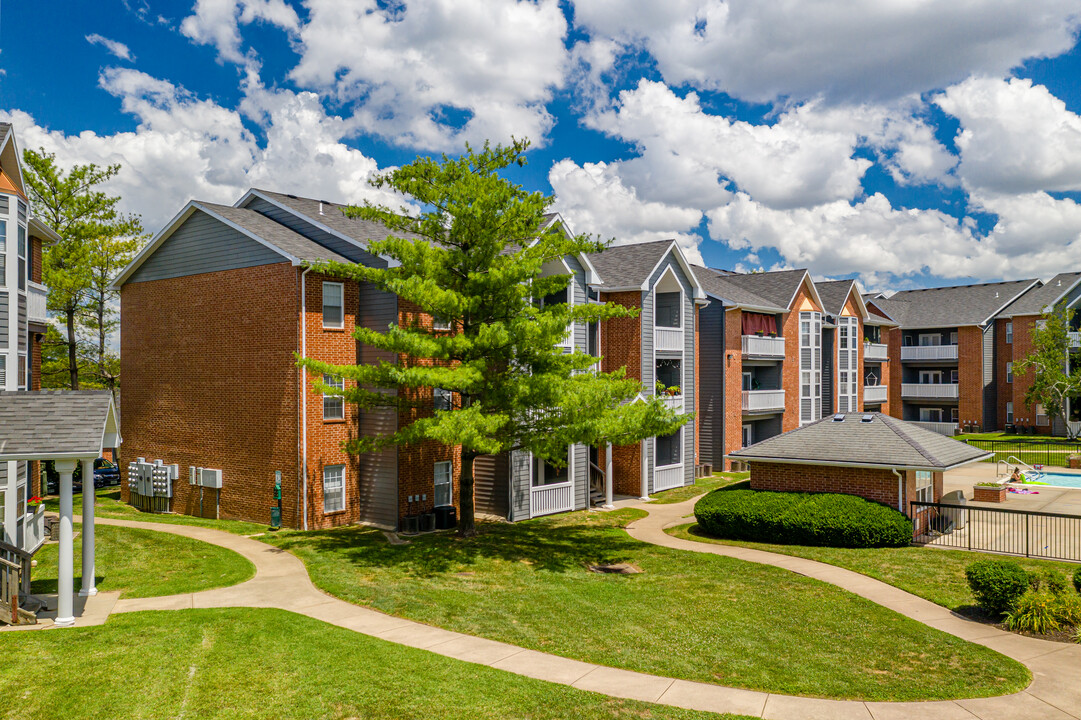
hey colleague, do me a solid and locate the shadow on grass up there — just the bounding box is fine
[269,511,646,578]
[30,574,108,595]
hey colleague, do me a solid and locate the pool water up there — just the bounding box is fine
[1026,472,1081,489]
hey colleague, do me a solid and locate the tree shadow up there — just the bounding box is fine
[30,574,107,595]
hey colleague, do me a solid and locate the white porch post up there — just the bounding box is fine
[604,443,614,509]
[640,438,650,500]
[54,459,77,627]
[79,458,96,597]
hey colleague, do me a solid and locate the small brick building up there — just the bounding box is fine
[727,412,991,516]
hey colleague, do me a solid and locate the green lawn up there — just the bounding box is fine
[959,432,1072,443]
[31,523,254,598]
[667,523,1074,612]
[262,508,1029,701]
[649,472,748,504]
[44,488,271,535]
[0,608,743,720]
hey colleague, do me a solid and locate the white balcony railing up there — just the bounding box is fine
[900,345,958,361]
[742,389,786,413]
[27,281,48,324]
[655,326,683,352]
[18,507,46,554]
[864,342,888,361]
[660,395,683,412]
[530,482,574,517]
[1069,332,1080,349]
[654,464,684,492]
[901,383,959,399]
[742,334,785,359]
[910,421,959,436]
[863,385,888,404]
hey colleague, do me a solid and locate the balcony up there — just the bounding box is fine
[864,385,888,404]
[742,334,785,359]
[901,383,959,400]
[7,506,47,555]
[1069,331,1080,349]
[742,389,785,413]
[864,342,888,361]
[900,345,958,362]
[27,281,48,325]
[655,326,683,353]
[910,421,959,437]
[660,394,683,412]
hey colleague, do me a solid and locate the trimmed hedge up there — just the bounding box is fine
[693,488,913,548]
[965,560,1030,616]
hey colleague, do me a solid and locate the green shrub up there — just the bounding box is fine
[1005,591,1060,635]
[1044,570,1070,596]
[1074,566,1081,594]
[965,560,1031,616]
[692,488,912,548]
[1054,592,1081,627]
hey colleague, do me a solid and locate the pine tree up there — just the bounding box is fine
[301,140,688,535]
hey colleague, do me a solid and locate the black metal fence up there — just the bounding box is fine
[958,438,1081,468]
[910,500,1081,562]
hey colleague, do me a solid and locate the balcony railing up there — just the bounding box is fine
[864,342,888,361]
[742,334,785,359]
[27,281,48,324]
[742,389,785,413]
[660,395,683,412]
[655,326,683,352]
[1069,331,1080,349]
[910,421,959,436]
[863,385,888,404]
[654,464,684,492]
[901,383,959,399]
[16,507,46,555]
[900,345,958,361]
[530,482,574,517]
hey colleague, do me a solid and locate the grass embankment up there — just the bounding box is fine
[44,488,270,535]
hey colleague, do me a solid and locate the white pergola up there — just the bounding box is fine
[0,390,120,627]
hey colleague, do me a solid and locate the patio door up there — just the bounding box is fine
[742,424,753,447]
[919,370,941,385]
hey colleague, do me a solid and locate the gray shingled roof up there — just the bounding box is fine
[251,188,424,246]
[728,412,991,470]
[584,240,674,288]
[712,268,809,310]
[886,279,1037,328]
[0,391,118,459]
[815,279,857,317]
[693,265,784,310]
[198,202,352,264]
[997,272,1081,318]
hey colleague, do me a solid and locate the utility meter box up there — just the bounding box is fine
[199,468,223,489]
[127,458,177,498]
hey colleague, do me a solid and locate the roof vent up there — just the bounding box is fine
[319,201,325,215]
[861,414,874,423]
[1058,279,1063,286]
[995,291,999,298]
[833,414,846,422]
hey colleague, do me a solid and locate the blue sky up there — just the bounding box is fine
[3,1,1081,291]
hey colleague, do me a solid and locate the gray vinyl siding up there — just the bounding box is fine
[127,210,286,283]
[510,449,531,520]
[244,197,387,268]
[357,280,399,528]
[0,291,7,348]
[699,302,724,467]
[17,293,26,352]
[982,324,997,431]
[565,254,590,510]
[573,444,588,510]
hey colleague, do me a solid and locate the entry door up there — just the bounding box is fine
[742,372,753,391]
[920,408,943,422]
[919,370,941,384]
[742,424,753,447]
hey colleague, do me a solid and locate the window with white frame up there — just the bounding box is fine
[434,461,452,506]
[656,429,682,467]
[837,317,858,413]
[532,448,569,487]
[1036,404,1050,426]
[323,465,345,513]
[433,387,453,411]
[655,291,681,328]
[799,311,822,424]
[322,374,344,420]
[0,220,6,286]
[951,407,959,422]
[1006,362,1013,383]
[17,224,25,291]
[1006,402,1013,424]
[950,330,958,345]
[919,333,941,346]
[18,352,26,390]
[1005,322,1013,344]
[0,355,5,386]
[432,315,451,331]
[915,470,933,503]
[322,282,344,329]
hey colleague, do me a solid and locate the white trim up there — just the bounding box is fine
[322,464,346,514]
[723,454,992,472]
[321,281,345,329]
[322,374,345,420]
[434,460,453,507]
[639,241,707,300]
[981,279,1041,326]
[787,271,826,314]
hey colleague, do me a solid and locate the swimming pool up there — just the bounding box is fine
[1025,471,1081,489]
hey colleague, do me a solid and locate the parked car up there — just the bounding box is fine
[42,457,119,494]
[92,458,121,488]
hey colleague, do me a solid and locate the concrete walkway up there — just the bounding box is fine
[58,511,1081,719]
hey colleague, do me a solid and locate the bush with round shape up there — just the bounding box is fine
[1005,590,1060,635]
[692,488,912,549]
[965,560,1031,616]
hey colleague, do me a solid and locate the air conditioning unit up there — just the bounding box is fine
[199,468,223,489]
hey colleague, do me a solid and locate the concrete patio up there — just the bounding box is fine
[943,463,1081,516]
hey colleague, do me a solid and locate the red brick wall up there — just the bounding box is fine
[120,263,302,527]
[31,236,43,284]
[958,325,984,428]
[1009,316,1045,430]
[749,461,902,508]
[723,308,743,469]
[602,290,644,492]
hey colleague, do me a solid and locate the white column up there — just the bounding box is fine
[604,443,614,509]
[54,459,77,627]
[1,460,15,546]
[640,438,650,500]
[79,458,96,597]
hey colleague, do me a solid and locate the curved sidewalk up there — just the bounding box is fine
[94,505,1081,720]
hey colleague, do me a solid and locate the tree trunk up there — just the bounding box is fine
[66,308,79,390]
[458,449,479,537]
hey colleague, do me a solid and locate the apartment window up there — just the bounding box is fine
[0,355,5,386]
[322,465,345,513]
[432,315,451,331]
[743,371,753,392]
[919,333,941,346]
[741,424,753,447]
[655,291,681,328]
[915,470,933,503]
[1005,322,1013,344]
[903,335,913,346]
[434,461,452,507]
[322,374,344,420]
[1006,401,1014,425]
[950,369,958,384]
[1036,319,1048,330]
[17,224,25,291]
[433,387,453,411]
[18,353,26,390]
[920,407,943,422]
[587,320,599,358]
[656,358,681,394]
[951,407,959,422]
[656,429,681,467]
[1036,404,1050,426]
[950,331,959,345]
[533,449,569,487]
[322,282,344,328]
[0,220,5,286]
[1006,362,1013,383]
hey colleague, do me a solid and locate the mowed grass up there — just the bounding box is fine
[667,523,1075,612]
[31,523,254,598]
[648,472,749,504]
[263,509,1029,701]
[0,608,745,720]
[44,488,270,535]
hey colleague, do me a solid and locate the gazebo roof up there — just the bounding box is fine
[0,390,120,460]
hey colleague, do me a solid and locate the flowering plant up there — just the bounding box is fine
[27,496,44,508]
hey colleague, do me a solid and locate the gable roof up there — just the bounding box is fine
[886,279,1038,328]
[585,240,705,298]
[692,265,786,312]
[814,279,868,319]
[0,390,121,460]
[997,272,1081,318]
[728,412,991,471]
[717,268,815,311]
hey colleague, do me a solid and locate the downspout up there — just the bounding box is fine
[892,468,904,513]
[300,266,312,530]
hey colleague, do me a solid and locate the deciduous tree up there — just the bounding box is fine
[1015,305,1081,439]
